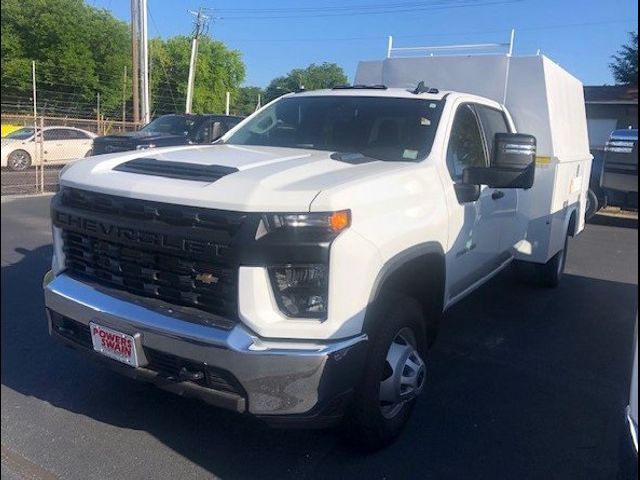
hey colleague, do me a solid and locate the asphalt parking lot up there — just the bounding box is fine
[1,194,638,480]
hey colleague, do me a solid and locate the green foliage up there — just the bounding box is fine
[150,36,246,116]
[234,86,264,116]
[1,1,245,119]
[264,63,348,102]
[610,32,638,85]
[1,0,130,113]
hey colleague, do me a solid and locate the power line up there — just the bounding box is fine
[147,4,179,112]
[216,0,523,20]
[215,0,504,14]
[219,19,633,43]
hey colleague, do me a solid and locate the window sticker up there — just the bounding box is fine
[420,117,431,126]
[403,149,419,160]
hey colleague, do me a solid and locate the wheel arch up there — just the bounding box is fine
[365,242,446,343]
[567,207,578,237]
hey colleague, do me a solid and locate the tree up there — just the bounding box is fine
[1,1,246,119]
[610,32,638,85]
[150,35,245,116]
[264,63,348,102]
[234,86,264,116]
[1,0,130,116]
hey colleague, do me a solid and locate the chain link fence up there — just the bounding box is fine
[2,114,139,196]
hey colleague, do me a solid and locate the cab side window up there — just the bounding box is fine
[446,104,488,181]
[476,105,511,161]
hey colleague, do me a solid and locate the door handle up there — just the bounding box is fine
[491,190,505,200]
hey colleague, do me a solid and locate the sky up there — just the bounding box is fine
[90,0,638,87]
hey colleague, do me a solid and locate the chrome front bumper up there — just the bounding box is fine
[44,273,367,422]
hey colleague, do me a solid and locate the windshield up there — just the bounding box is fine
[5,128,35,140]
[141,115,199,136]
[225,96,444,162]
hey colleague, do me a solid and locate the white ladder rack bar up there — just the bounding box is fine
[387,29,515,58]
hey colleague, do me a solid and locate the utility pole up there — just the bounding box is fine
[139,0,150,124]
[185,8,209,113]
[122,65,128,127]
[32,61,37,120]
[131,0,140,125]
[96,92,101,134]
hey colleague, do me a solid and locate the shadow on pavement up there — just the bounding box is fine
[589,213,638,229]
[1,244,638,479]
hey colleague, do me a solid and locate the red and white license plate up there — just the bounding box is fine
[90,322,139,367]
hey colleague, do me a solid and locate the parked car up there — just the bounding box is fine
[1,126,96,171]
[44,52,592,450]
[92,114,244,155]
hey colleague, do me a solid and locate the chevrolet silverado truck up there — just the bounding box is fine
[44,52,592,449]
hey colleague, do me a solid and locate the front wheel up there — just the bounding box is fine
[7,149,32,171]
[343,295,427,451]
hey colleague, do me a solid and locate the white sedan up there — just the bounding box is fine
[1,126,97,171]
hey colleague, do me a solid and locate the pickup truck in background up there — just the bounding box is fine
[600,129,638,213]
[92,113,244,155]
[586,129,639,219]
[43,50,592,450]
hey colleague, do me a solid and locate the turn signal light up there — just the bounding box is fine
[329,210,351,231]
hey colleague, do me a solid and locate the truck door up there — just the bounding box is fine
[475,104,519,255]
[445,103,504,300]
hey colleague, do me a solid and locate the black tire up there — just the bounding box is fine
[535,231,569,288]
[7,149,32,171]
[84,149,93,158]
[342,294,427,451]
[513,229,570,288]
[585,188,599,221]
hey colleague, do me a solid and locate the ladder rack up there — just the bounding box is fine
[387,29,515,58]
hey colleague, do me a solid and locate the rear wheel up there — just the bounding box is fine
[585,188,599,221]
[535,232,569,288]
[343,294,427,451]
[513,229,570,288]
[7,150,32,171]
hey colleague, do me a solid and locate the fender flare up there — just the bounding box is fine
[367,241,446,306]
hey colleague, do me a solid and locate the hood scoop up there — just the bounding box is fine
[114,157,238,182]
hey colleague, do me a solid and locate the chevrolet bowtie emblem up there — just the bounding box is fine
[195,273,219,285]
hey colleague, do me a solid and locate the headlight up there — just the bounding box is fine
[268,264,328,319]
[136,143,156,150]
[256,210,350,239]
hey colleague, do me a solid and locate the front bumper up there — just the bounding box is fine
[44,272,367,426]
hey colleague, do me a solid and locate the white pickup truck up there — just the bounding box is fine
[44,51,592,449]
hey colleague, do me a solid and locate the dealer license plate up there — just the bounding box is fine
[90,322,139,367]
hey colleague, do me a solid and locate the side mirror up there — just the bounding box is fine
[454,183,481,203]
[463,133,536,189]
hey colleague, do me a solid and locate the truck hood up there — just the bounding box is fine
[60,144,411,212]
